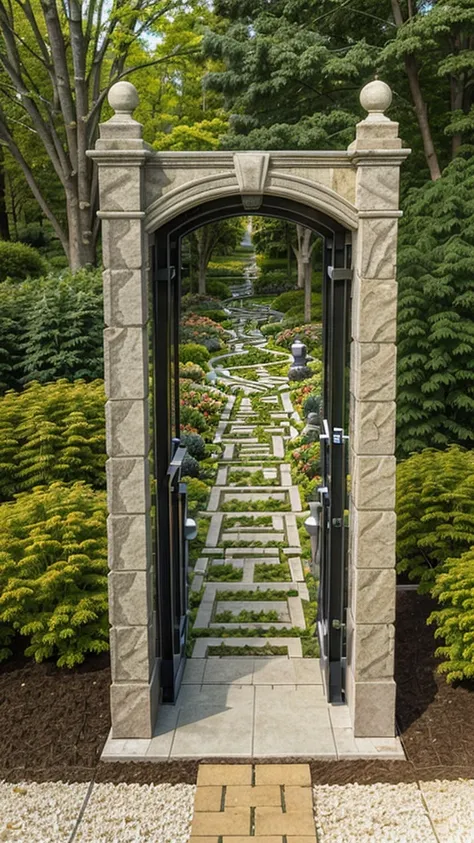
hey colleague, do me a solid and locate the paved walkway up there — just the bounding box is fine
[190,763,316,840]
[103,297,404,762]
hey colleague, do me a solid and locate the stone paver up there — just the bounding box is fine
[191,763,317,840]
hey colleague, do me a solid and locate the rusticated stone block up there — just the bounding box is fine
[352,278,397,343]
[350,508,396,569]
[356,165,400,211]
[107,514,151,570]
[106,399,149,457]
[110,663,159,739]
[352,400,396,455]
[351,620,395,681]
[352,454,396,510]
[347,670,396,738]
[356,218,398,279]
[102,218,144,270]
[104,327,148,400]
[106,457,150,513]
[98,166,142,212]
[110,625,154,682]
[352,568,396,624]
[108,570,151,626]
[103,269,148,327]
[352,342,396,402]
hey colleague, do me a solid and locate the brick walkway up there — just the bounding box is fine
[190,763,317,841]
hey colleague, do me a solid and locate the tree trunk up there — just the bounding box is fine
[0,148,10,240]
[198,258,207,294]
[304,262,312,323]
[391,0,442,181]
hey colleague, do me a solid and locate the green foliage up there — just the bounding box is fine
[22,270,104,384]
[206,279,231,298]
[253,272,294,295]
[180,432,206,461]
[179,362,207,383]
[0,270,104,391]
[207,642,288,656]
[0,241,47,283]
[396,446,474,591]
[274,324,322,354]
[254,563,291,583]
[397,151,474,457]
[185,477,209,512]
[216,588,298,602]
[207,563,243,582]
[428,547,474,683]
[260,323,282,337]
[0,379,105,502]
[179,343,210,368]
[0,482,108,666]
[217,348,285,367]
[303,394,322,419]
[221,498,290,512]
[214,608,280,623]
[207,261,245,277]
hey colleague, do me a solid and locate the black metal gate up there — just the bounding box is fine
[152,234,193,703]
[318,231,352,703]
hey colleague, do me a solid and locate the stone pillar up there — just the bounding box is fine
[347,81,410,737]
[88,83,157,738]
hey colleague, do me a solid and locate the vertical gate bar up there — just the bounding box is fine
[152,232,175,701]
[327,230,350,703]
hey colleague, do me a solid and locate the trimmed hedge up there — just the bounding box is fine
[0,241,47,283]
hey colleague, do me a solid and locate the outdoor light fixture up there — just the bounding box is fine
[304,500,322,537]
[288,338,312,381]
[184,517,198,541]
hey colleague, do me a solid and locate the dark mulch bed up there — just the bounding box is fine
[1,591,473,785]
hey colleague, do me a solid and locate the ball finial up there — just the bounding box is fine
[360,79,392,117]
[108,81,139,115]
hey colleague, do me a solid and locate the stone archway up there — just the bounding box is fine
[88,79,409,745]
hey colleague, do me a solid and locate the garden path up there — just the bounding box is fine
[103,291,404,761]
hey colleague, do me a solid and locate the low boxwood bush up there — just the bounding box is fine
[180,431,206,461]
[206,279,230,298]
[254,272,294,296]
[0,481,108,667]
[0,379,106,502]
[186,477,209,511]
[179,343,210,368]
[207,261,243,277]
[0,241,47,283]
[396,446,474,592]
[182,454,200,477]
[260,323,281,336]
[179,362,206,383]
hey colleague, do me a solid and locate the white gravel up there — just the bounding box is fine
[313,782,438,843]
[420,779,474,842]
[0,780,88,842]
[75,783,196,843]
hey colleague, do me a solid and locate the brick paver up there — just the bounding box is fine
[190,762,317,839]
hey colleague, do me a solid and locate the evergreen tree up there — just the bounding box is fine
[396,149,474,458]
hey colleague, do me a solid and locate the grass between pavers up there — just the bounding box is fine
[224,514,273,527]
[207,642,289,656]
[227,470,280,487]
[214,609,280,624]
[207,564,243,582]
[254,563,292,582]
[215,588,298,601]
[221,499,291,512]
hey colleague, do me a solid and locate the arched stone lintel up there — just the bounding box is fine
[145,169,358,233]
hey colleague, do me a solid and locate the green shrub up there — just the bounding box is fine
[396,446,474,591]
[181,406,208,433]
[206,279,230,298]
[303,394,322,418]
[201,309,228,323]
[260,323,281,336]
[207,261,243,277]
[272,290,304,312]
[428,547,474,682]
[179,361,206,382]
[180,432,206,461]
[186,477,209,511]
[254,272,294,295]
[272,290,322,320]
[275,324,323,353]
[182,453,200,477]
[0,241,47,283]
[0,379,106,501]
[0,282,25,393]
[179,343,210,368]
[21,269,103,384]
[0,481,108,666]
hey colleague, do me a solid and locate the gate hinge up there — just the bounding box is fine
[328,267,353,281]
